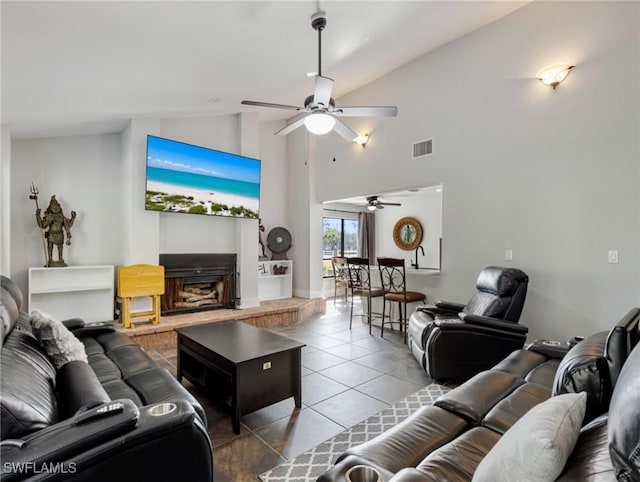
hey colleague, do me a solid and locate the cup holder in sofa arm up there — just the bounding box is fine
[148,402,177,417]
[527,339,571,359]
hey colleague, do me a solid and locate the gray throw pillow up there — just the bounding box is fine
[30,309,88,369]
[472,392,587,482]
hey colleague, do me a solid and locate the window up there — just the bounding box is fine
[322,216,359,277]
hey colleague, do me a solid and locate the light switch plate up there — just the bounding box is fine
[608,250,619,264]
[505,249,513,261]
[263,361,272,370]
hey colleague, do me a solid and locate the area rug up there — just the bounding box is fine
[259,383,450,482]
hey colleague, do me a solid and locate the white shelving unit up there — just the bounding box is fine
[29,265,115,322]
[258,260,293,301]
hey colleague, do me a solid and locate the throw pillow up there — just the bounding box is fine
[472,392,587,482]
[30,309,88,369]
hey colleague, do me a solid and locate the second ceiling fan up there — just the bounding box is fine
[366,195,401,210]
[242,10,398,142]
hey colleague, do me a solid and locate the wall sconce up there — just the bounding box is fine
[353,133,369,147]
[536,64,574,89]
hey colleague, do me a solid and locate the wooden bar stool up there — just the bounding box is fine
[377,257,426,343]
[331,256,352,304]
[117,264,165,328]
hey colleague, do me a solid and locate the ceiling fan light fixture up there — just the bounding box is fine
[304,112,336,135]
[367,204,377,211]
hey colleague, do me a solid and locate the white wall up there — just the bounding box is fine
[121,118,161,265]
[10,133,125,294]
[1,125,12,275]
[314,1,640,341]
[288,131,324,299]
[259,120,289,230]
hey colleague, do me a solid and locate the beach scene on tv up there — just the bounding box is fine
[145,136,260,219]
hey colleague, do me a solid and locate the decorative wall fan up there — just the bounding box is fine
[267,227,292,260]
[242,10,398,142]
[366,195,401,211]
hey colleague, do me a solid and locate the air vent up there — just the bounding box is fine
[412,139,433,159]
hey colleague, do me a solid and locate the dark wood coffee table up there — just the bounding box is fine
[175,320,305,434]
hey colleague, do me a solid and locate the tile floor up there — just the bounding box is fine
[150,298,434,482]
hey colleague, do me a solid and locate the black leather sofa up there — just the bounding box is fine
[408,266,529,381]
[319,308,640,481]
[0,275,213,481]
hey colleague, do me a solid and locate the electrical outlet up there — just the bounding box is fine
[505,249,513,261]
[262,361,272,370]
[608,250,619,264]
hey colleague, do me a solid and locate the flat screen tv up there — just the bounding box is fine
[145,135,261,218]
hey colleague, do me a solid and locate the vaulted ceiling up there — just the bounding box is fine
[2,1,529,139]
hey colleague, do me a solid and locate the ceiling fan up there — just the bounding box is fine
[366,195,401,211]
[241,10,398,142]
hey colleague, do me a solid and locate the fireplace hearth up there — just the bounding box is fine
[160,253,238,315]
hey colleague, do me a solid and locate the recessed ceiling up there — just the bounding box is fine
[1,1,529,139]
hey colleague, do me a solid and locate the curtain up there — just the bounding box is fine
[358,211,375,264]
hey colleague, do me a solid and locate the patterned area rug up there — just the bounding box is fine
[259,383,450,482]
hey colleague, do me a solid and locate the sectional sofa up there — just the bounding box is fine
[319,308,640,481]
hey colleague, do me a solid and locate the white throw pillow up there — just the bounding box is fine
[473,392,587,482]
[30,309,88,369]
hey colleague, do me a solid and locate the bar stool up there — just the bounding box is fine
[331,256,351,304]
[346,257,386,333]
[377,257,426,342]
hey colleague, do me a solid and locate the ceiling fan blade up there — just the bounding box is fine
[334,106,398,117]
[242,100,303,111]
[274,112,308,136]
[313,75,334,108]
[380,202,402,207]
[332,118,358,141]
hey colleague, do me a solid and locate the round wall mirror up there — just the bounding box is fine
[393,217,423,250]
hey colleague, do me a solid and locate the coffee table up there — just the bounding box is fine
[175,320,305,434]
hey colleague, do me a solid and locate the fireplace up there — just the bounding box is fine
[159,253,238,315]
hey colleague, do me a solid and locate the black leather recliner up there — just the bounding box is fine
[408,266,529,381]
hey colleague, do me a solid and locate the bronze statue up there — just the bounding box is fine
[32,190,76,267]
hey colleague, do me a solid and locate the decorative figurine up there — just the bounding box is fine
[273,264,289,275]
[30,185,76,267]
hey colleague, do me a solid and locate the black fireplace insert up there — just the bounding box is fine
[159,253,238,315]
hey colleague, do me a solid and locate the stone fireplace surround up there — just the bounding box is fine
[159,253,238,315]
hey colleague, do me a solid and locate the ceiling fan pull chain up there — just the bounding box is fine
[318,28,322,77]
